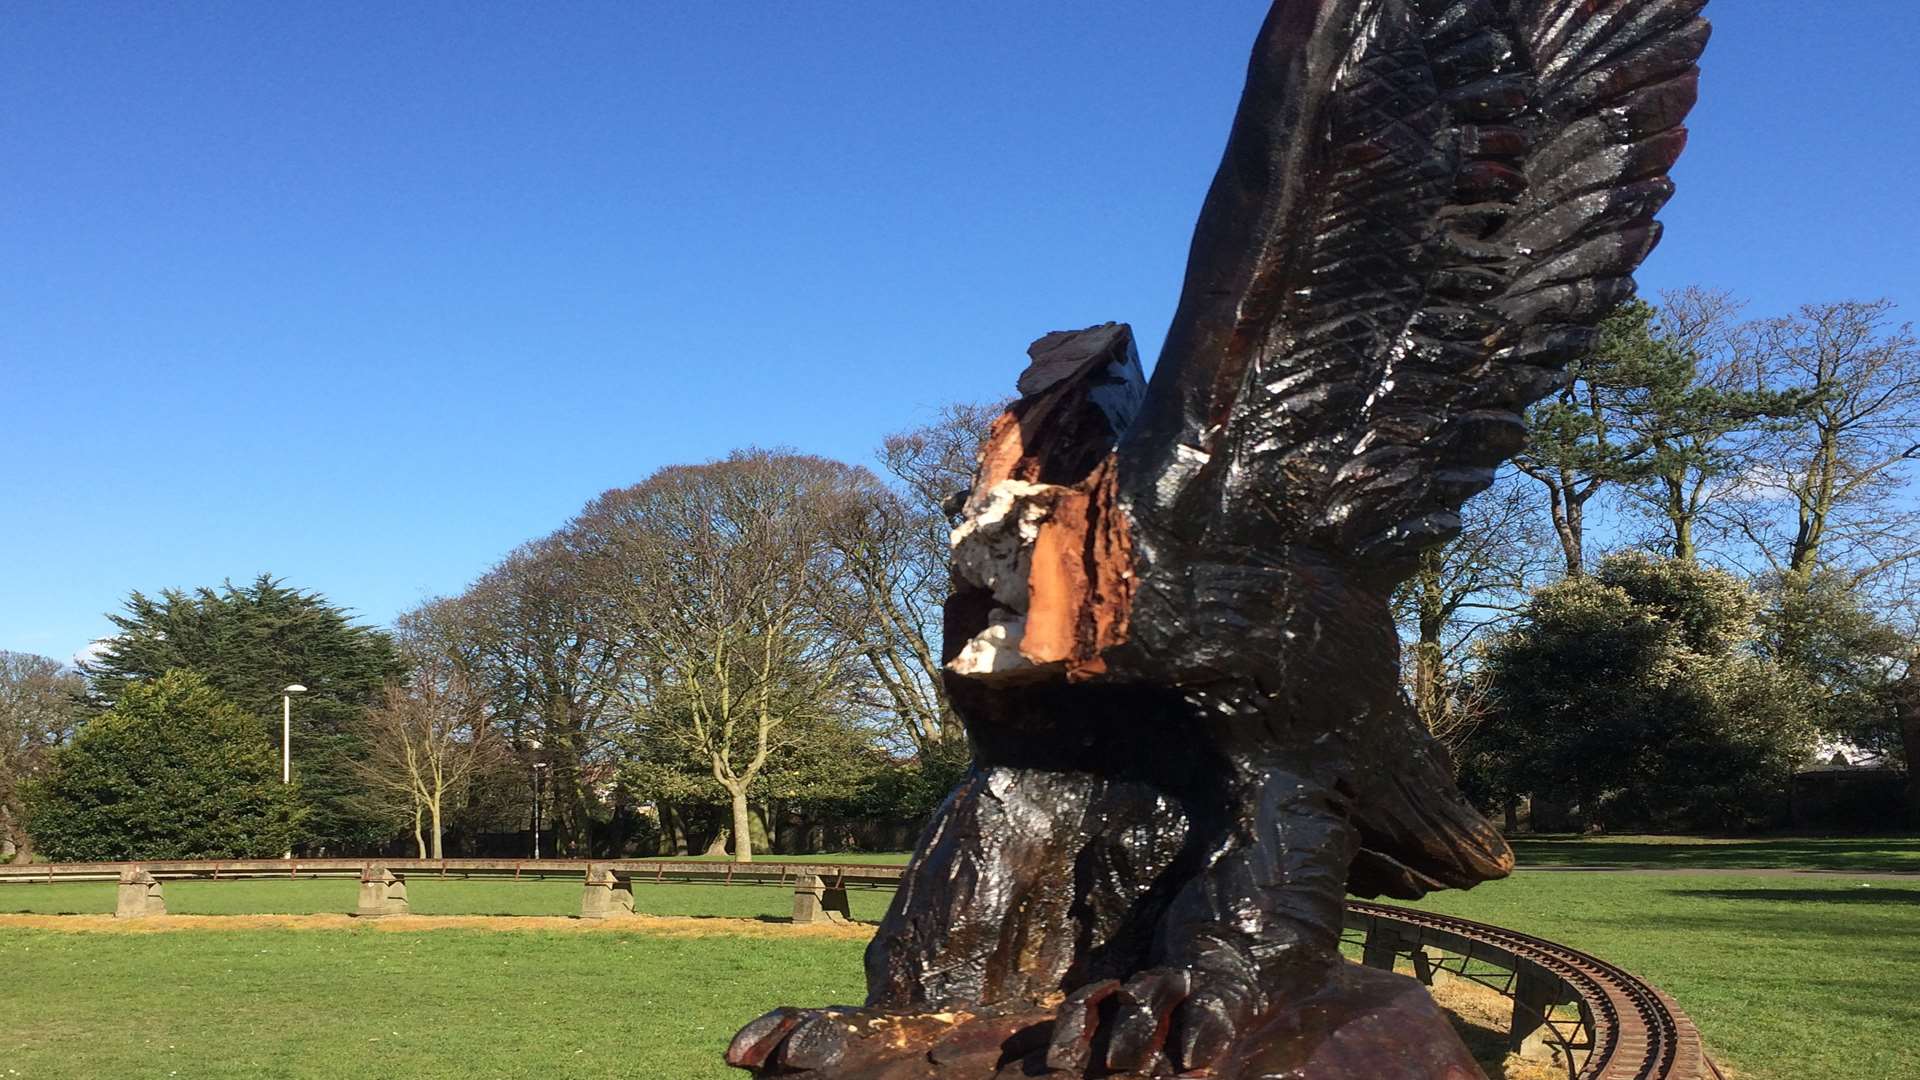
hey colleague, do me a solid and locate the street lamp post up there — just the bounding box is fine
[529,740,548,860]
[281,684,307,860]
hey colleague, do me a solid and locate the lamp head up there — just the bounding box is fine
[284,684,308,694]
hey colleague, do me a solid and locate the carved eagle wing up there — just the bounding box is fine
[1118,0,1709,573]
[1101,0,1708,898]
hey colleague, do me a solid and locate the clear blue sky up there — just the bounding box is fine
[4,2,1917,661]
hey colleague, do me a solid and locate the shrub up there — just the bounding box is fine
[1473,554,1817,832]
[24,670,303,860]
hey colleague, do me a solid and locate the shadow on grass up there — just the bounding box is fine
[645,913,872,926]
[411,911,854,927]
[1596,908,1920,945]
[1511,836,1920,872]
[1664,887,1920,906]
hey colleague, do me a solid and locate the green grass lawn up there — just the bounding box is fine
[1509,834,1920,872]
[1408,872,1920,1080]
[2,860,1914,1079]
[0,924,869,1080]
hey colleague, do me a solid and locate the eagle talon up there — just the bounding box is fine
[1045,966,1261,1077]
[725,1007,806,1070]
[1107,968,1192,1072]
[725,1008,850,1073]
[1175,989,1243,1074]
[1046,979,1121,1073]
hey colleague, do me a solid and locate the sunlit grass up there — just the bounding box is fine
[1509,834,1920,872]
[0,924,868,1080]
[2,843,1914,1080]
[1408,872,1920,1080]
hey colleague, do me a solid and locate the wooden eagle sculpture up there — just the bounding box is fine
[730,1,1708,1076]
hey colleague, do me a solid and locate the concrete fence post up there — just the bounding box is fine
[580,864,636,920]
[792,873,825,924]
[1509,966,1573,1061]
[821,881,851,923]
[355,866,410,918]
[1359,923,1400,972]
[115,868,165,918]
[792,873,851,925]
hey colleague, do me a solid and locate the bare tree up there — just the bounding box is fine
[575,450,869,862]
[357,657,496,858]
[1393,473,1556,755]
[820,480,952,755]
[858,401,1006,754]
[0,651,82,861]
[449,538,633,855]
[880,401,1006,517]
[388,596,540,846]
[1899,650,1920,829]
[1734,300,1920,595]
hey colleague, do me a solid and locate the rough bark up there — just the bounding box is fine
[1547,472,1588,576]
[729,786,755,863]
[663,804,689,855]
[1900,657,1920,829]
[1,801,32,863]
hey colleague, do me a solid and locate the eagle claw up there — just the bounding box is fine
[1046,966,1262,1076]
[725,1007,850,1073]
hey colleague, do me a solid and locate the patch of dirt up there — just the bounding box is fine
[1429,975,1568,1080]
[0,912,875,940]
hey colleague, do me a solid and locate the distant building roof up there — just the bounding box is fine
[1805,738,1892,772]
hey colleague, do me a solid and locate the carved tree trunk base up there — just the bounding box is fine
[738,965,1483,1080]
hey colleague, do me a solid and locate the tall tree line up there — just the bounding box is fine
[17,288,1905,856]
[393,411,991,861]
[6,580,405,861]
[1400,290,1920,828]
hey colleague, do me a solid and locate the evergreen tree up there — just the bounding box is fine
[1515,296,1800,570]
[1473,554,1816,832]
[1605,292,1803,562]
[24,670,303,860]
[81,575,402,852]
[1757,573,1911,758]
[1513,305,1653,574]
